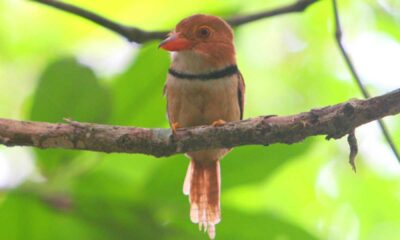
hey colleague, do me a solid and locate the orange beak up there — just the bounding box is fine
[159,32,191,51]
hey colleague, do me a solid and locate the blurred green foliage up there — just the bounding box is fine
[0,0,399,239]
[30,58,112,173]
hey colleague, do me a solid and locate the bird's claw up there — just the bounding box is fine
[171,122,181,134]
[212,119,226,127]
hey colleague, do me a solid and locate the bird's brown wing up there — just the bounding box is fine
[237,72,245,120]
[163,83,173,127]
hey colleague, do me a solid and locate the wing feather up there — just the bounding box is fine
[237,72,245,120]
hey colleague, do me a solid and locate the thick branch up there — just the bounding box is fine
[30,0,318,43]
[1,89,399,157]
[332,0,400,162]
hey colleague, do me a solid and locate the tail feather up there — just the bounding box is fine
[183,161,193,196]
[183,160,220,239]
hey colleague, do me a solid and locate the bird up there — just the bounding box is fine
[159,14,245,239]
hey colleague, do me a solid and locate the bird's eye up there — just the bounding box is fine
[197,27,211,38]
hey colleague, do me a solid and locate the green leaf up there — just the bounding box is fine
[110,43,170,127]
[29,57,111,173]
[222,139,314,188]
[30,57,111,123]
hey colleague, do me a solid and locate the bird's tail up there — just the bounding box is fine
[183,159,221,239]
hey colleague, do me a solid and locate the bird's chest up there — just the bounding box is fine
[166,76,239,126]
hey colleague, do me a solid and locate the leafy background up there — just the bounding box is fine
[0,0,400,239]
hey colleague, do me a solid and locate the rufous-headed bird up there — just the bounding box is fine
[159,14,245,239]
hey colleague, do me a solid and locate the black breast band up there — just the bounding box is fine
[168,65,238,81]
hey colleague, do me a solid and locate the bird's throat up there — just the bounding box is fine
[170,50,236,75]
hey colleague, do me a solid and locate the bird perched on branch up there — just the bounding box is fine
[159,14,245,239]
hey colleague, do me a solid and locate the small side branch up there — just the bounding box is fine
[0,89,399,157]
[332,0,400,162]
[30,0,319,43]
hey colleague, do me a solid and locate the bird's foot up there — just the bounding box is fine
[212,119,226,127]
[171,122,181,134]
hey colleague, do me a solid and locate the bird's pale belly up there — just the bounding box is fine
[166,75,240,128]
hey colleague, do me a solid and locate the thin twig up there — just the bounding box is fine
[30,0,168,43]
[332,0,400,163]
[1,89,399,157]
[227,0,318,26]
[30,0,319,44]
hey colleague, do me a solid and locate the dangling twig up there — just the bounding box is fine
[347,130,358,172]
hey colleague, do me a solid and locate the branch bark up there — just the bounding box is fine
[1,89,399,157]
[30,0,318,43]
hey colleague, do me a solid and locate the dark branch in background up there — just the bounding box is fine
[1,89,399,158]
[332,0,400,162]
[30,0,318,43]
[227,0,318,26]
[30,0,168,43]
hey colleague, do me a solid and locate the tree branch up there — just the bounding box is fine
[1,89,399,157]
[30,0,319,43]
[227,0,318,26]
[30,0,168,43]
[332,0,400,162]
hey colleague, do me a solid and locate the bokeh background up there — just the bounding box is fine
[1,0,400,239]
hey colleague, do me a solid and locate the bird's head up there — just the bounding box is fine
[159,14,236,67]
